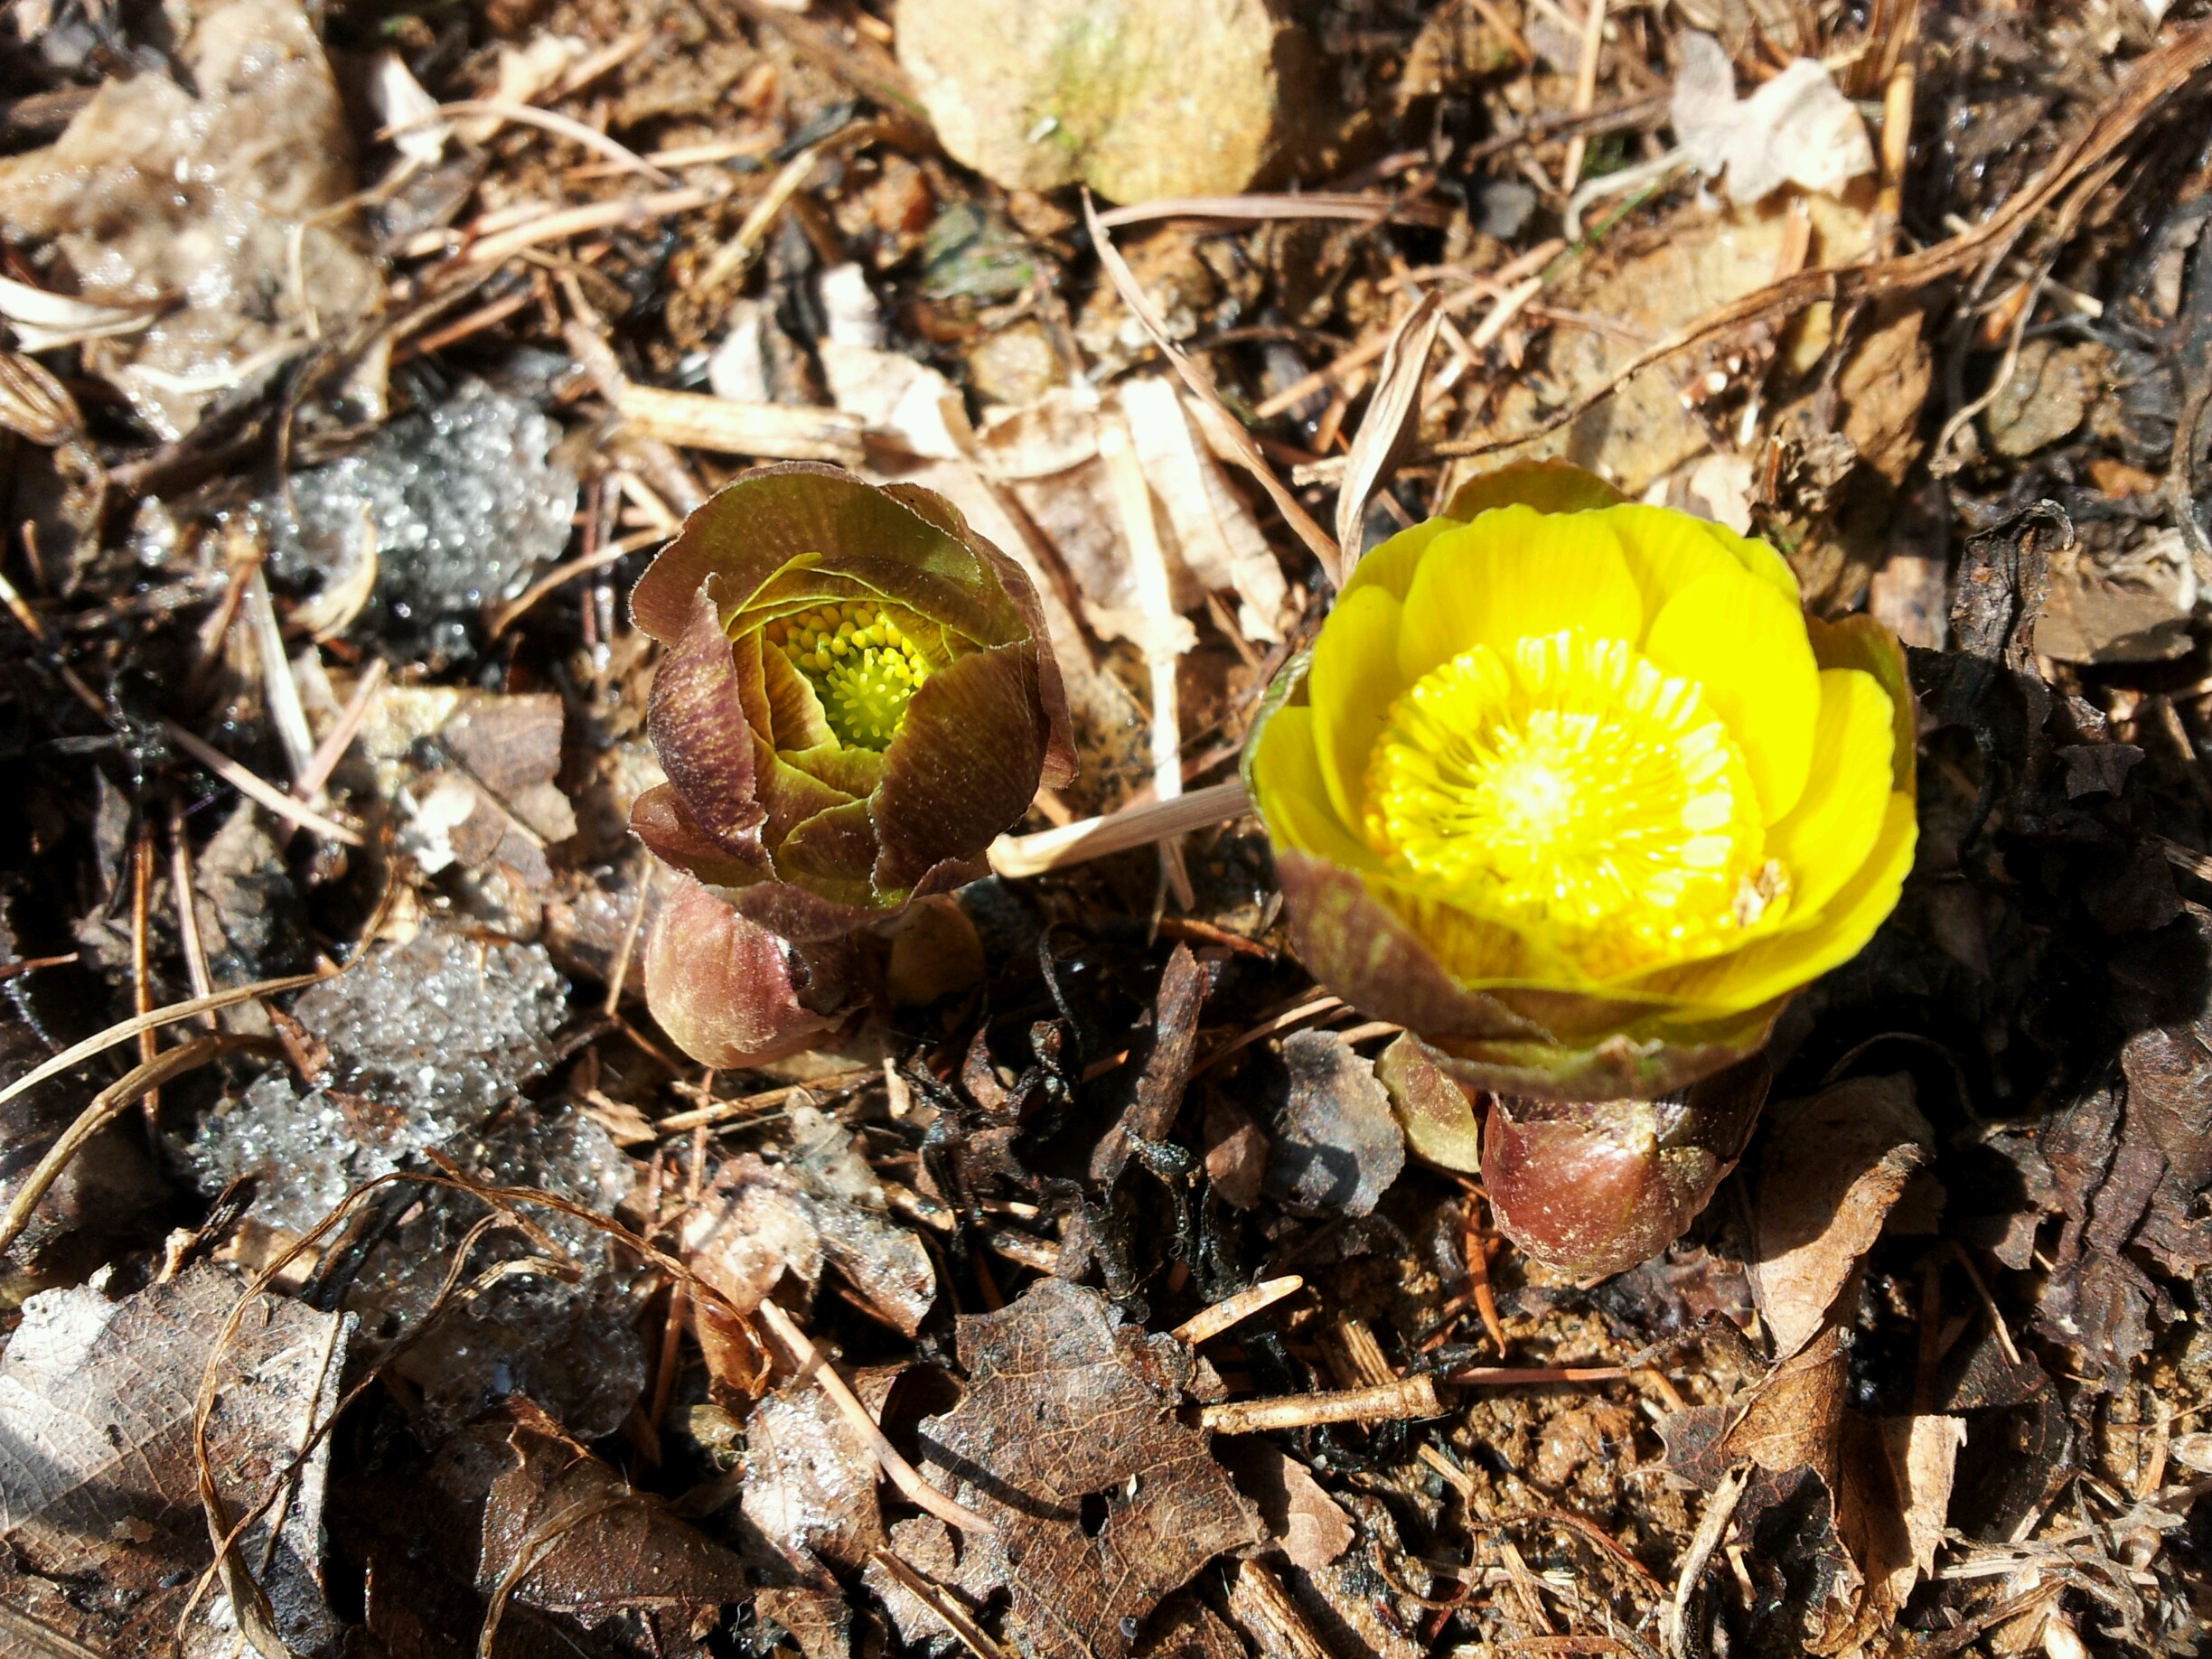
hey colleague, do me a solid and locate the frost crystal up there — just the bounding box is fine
[258,380,576,665]
[192,926,567,1233]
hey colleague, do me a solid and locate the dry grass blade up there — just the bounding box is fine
[1335,289,1443,564]
[755,1298,998,1537]
[1082,192,1343,586]
[614,383,866,463]
[295,657,387,802]
[870,1550,1008,1659]
[989,779,1251,877]
[462,186,719,267]
[1093,193,1395,229]
[0,970,329,1118]
[386,100,671,183]
[0,350,84,445]
[694,142,830,293]
[0,1034,276,1259]
[1425,21,2212,466]
[490,528,662,636]
[162,720,367,845]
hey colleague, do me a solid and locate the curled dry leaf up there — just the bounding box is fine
[1750,1073,1934,1363]
[1092,942,1214,1184]
[1264,1028,1405,1218]
[680,1106,936,1373]
[1671,33,1875,204]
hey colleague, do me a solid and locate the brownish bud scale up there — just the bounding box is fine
[1480,1056,1771,1279]
[631,464,1073,1067]
[643,878,855,1070]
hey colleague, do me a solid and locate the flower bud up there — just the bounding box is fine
[1481,1056,1771,1279]
[630,465,1073,1067]
[631,464,1073,941]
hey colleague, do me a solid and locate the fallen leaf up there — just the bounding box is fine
[1122,378,1289,641]
[742,1372,895,1577]
[478,1400,747,1655]
[862,1514,1003,1652]
[0,1263,350,1658]
[1202,1097,1270,1211]
[1861,1413,1966,1627]
[1672,33,1875,203]
[1135,1589,1247,1657]
[1093,943,1214,1183]
[1214,1436,1354,1571]
[1663,1326,1861,1651]
[682,1107,937,1350]
[918,1277,1261,1658]
[1750,1074,1933,1363]
[1265,1028,1405,1217]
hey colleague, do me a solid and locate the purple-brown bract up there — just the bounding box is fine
[631,464,1073,1067]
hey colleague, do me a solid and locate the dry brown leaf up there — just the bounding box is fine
[1092,943,1214,1184]
[1750,1074,1933,1362]
[478,1399,747,1655]
[1264,1029,1405,1217]
[1121,377,1289,640]
[681,1107,937,1359]
[1214,1436,1354,1571]
[1672,33,1875,203]
[0,1263,348,1658]
[1335,291,1443,563]
[918,1277,1261,1658]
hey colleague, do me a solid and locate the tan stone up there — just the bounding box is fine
[896,0,1294,203]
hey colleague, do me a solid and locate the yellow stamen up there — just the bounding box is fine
[1364,629,1774,978]
[770,603,933,749]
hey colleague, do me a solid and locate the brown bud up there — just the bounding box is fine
[1483,1055,1771,1279]
[644,877,854,1070]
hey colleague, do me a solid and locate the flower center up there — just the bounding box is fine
[766,603,932,750]
[1364,629,1778,977]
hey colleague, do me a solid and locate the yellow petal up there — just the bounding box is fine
[1341,514,1459,605]
[1809,613,1917,798]
[1309,585,1405,829]
[1371,882,1547,983]
[1645,568,1821,822]
[1251,704,1380,871]
[1395,506,1644,686]
[1648,791,1917,1017]
[1701,520,1803,607]
[1765,669,1894,921]
[1600,503,1746,635]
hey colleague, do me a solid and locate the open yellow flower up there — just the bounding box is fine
[1246,461,1916,1101]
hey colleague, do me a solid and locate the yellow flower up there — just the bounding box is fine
[1245,461,1916,1101]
